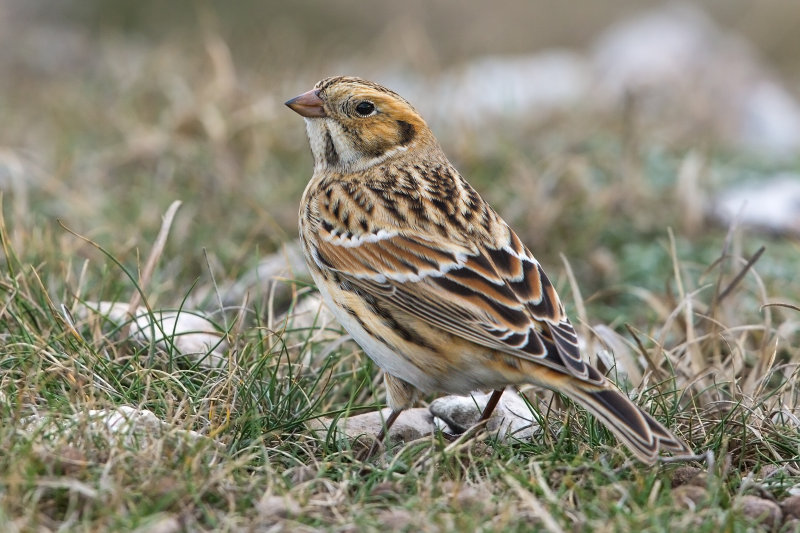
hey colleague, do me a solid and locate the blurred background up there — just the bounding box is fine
[1,0,798,315]
[4,4,800,529]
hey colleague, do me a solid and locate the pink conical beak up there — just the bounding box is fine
[285,89,327,118]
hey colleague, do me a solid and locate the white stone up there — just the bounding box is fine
[591,2,800,155]
[79,301,228,367]
[430,390,539,442]
[713,174,800,235]
[307,407,435,444]
[592,3,721,98]
[21,406,221,460]
[738,80,800,155]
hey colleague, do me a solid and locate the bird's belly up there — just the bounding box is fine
[310,271,440,393]
[308,269,527,396]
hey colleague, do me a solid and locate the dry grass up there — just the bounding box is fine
[2,4,800,531]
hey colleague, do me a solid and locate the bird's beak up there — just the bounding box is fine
[285,89,327,118]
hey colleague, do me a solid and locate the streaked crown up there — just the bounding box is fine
[287,76,435,172]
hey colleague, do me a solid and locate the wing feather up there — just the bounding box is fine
[312,222,598,384]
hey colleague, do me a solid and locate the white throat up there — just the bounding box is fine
[304,118,407,173]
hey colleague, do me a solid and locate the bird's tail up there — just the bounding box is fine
[558,380,693,464]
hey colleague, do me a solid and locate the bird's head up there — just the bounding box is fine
[286,76,434,173]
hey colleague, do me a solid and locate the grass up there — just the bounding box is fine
[2,12,800,532]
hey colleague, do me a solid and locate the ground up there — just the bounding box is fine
[1,2,800,531]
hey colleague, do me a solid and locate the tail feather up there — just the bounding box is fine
[562,383,692,464]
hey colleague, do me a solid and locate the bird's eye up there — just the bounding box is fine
[355,101,375,116]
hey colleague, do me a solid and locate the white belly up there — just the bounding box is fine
[308,269,438,393]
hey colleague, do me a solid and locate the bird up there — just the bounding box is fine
[285,76,692,464]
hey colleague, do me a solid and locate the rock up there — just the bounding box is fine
[285,464,317,485]
[278,293,347,367]
[592,3,723,99]
[759,464,781,480]
[440,481,491,511]
[771,408,800,429]
[370,481,402,498]
[279,293,339,340]
[307,408,435,445]
[671,485,708,509]
[211,240,309,307]
[79,301,228,367]
[380,50,589,135]
[39,444,88,477]
[589,324,639,384]
[736,495,782,529]
[453,485,488,510]
[738,80,800,155]
[429,390,539,441]
[308,391,539,450]
[671,466,705,487]
[131,514,182,533]
[0,150,41,227]
[424,51,590,127]
[379,3,800,156]
[781,495,800,520]
[22,406,222,462]
[783,518,800,532]
[712,175,800,236]
[591,3,800,156]
[87,407,220,456]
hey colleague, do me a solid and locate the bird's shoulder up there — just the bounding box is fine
[302,159,509,251]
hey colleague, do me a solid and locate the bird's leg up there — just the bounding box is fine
[360,408,402,460]
[374,408,402,444]
[358,374,416,460]
[477,389,504,424]
[439,389,505,443]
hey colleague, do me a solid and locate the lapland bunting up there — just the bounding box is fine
[286,76,691,464]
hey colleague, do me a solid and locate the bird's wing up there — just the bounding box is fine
[309,221,600,384]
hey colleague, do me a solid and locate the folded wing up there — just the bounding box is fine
[310,222,601,385]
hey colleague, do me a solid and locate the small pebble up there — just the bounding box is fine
[781,495,800,520]
[670,466,704,487]
[736,495,782,529]
[781,518,800,532]
[759,464,780,480]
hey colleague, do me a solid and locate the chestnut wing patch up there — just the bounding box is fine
[311,224,595,383]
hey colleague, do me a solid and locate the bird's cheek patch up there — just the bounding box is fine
[358,123,396,159]
[397,120,416,146]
